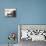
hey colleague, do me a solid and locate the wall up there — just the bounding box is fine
[0,0,46,44]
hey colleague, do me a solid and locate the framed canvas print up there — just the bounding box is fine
[4,8,16,17]
[18,24,46,42]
